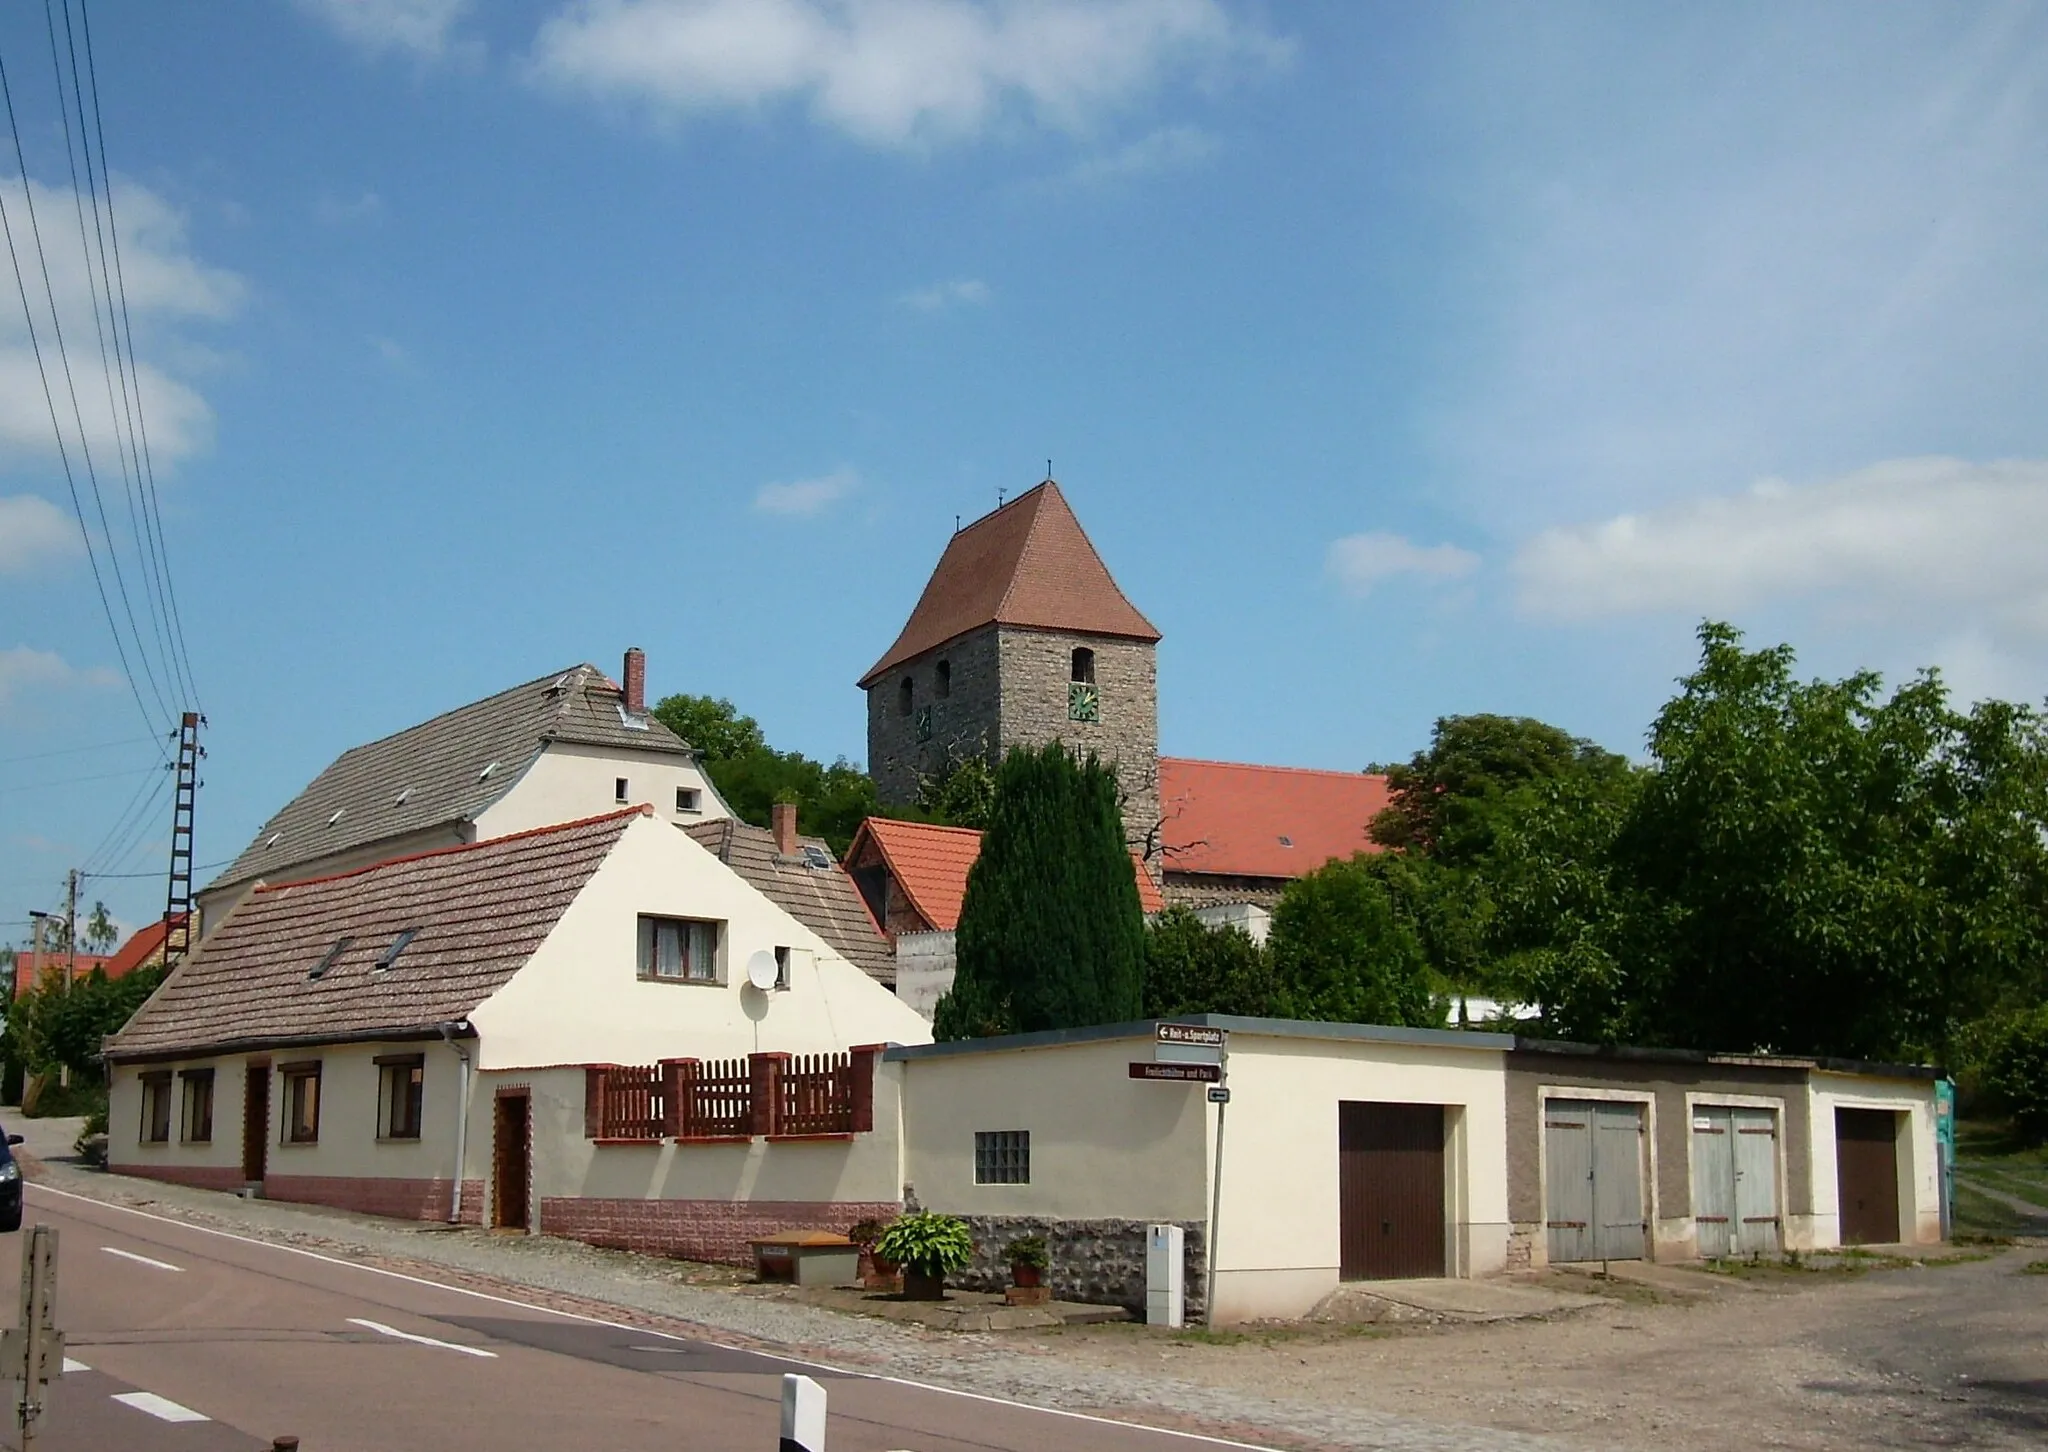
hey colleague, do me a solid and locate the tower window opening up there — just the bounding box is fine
[1071,647,1096,684]
[898,677,914,717]
[936,659,952,698]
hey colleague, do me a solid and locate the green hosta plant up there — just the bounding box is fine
[873,1213,973,1278]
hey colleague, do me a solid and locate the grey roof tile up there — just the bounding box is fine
[209,665,691,895]
[683,819,894,984]
[110,809,639,1061]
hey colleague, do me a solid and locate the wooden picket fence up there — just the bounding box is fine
[587,1049,873,1141]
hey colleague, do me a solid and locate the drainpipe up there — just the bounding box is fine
[437,1021,474,1224]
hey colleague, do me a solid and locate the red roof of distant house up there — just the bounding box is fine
[103,916,188,980]
[12,950,116,998]
[850,816,1165,933]
[859,481,1160,687]
[1158,757,1391,880]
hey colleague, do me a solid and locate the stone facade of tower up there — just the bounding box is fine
[860,481,1163,855]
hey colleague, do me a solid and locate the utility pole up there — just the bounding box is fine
[62,871,76,993]
[26,912,45,994]
[163,712,202,965]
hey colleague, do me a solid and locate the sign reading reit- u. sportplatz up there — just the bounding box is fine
[1156,1023,1226,1048]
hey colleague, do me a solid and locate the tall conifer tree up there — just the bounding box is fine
[935,742,1146,1039]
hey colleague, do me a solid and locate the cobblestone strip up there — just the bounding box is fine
[28,1162,1572,1452]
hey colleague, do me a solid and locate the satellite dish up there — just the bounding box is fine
[745,950,779,992]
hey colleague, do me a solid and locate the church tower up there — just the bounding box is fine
[860,480,1162,850]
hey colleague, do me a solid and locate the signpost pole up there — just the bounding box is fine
[1204,1049,1227,1327]
[10,1225,61,1452]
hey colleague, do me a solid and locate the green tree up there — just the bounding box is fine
[1142,907,1277,1019]
[916,755,998,831]
[6,965,168,1078]
[650,693,767,762]
[83,901,117,954]
[936,742,1145,1039]
[1268,856,1443,1027]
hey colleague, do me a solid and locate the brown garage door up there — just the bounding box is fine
[1339,1102,1446,1280]
[1835,1108,1900,1246]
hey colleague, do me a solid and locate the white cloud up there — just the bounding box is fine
[0,176,241,470]
[1514,457,2048,638]
[315,189,385,225]
[1327,532,1479,597]
[898,277,989,311]
[296,0,472,57]
[0,646,117,711]
[1059,123,1214,186]
[529,0,1285,147]
[0,495,79,574]
[755,466,858,517]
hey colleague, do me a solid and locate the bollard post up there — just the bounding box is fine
[780,1372,825,1452]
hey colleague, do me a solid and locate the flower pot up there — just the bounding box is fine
[902,1269,946,1301]
[1010,1263,1043,1289]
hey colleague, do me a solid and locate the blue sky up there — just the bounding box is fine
[5,0,2048,943]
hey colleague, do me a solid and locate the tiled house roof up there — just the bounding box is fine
[847,816,1165,934]
[108,808,640,1062]
[682,818,894,984]
[103,915,187,978]
[859,481,1160,687]
[1158,757,1391,880]
[12,950,115,997]
[209,664,690,895]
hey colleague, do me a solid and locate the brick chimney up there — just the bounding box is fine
[622,647,646,716]
[772,802,799,857]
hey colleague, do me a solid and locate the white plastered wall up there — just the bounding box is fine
[1805,1071,1942,1248]
[467,813,931,1071]
[471,742,727,841]
[898,1035,1211,1222]
[1211,1035,1511,1324]
[109,1058,247,1177]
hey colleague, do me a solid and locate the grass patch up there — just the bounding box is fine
[2022,1260,2048,1276]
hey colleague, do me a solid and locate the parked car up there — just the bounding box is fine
[0,1128,24,1231]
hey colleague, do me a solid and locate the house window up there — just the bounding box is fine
[139,1072,173,1144]
[1070,647,1095,684]
[377,1055,425,1141]
[637,915,720,983]
[974,1129,1030,1185]
[935,659,952,697]
[179,1069,214,1144]
[774,945,792,990]
[676,787,701,813]
[898,676,914,717]
[281,1063,322,1144]
[615,777,630,804]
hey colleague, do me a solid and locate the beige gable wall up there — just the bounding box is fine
[468,814,931,1072]
[1805,1070,1942,1248]
[471,741,727,842]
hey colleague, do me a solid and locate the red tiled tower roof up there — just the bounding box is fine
[858,481,1160,687]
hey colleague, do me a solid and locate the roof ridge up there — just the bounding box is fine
[327,664,597,762]
[1162,756,1388,780]
[987,481,1053,625]
[254,804,649,894]
[866,817,986,838]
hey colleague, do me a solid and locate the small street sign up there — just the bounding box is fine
[1155,1022,1226,1066]
[1130,1061,1223,1083]
[1156,1023,1225,1048]
[1207,1085,1231,1104]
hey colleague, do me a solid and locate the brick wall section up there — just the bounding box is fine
[263,1175,486,1224]
[116,1162,246,1193]
[866,624,1161,857]
[540,1198,901,1265]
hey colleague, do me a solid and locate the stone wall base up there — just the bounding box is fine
[953,1215,1207,1320]
[539,1197,901,1266]
[262,1174,485,1224]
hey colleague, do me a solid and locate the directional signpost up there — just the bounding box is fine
[1131,1025,1232,1326]
[1129,1061,1223,1083]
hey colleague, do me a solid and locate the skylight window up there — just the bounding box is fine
[479,761,499,780]
[801,845,834,871]
[395,787,411,806]
[1277,835,1294,847]
[266,833,282,849]
[327,808,345,827]
[308,937,353,980]
[374,928,419,972]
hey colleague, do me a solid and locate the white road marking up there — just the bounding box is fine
[102,1246,183,1272]
[347,1317,498,1358]
[111,1391,210,1423]
[28,1184,1274,1450]
[61,1357,89,1374]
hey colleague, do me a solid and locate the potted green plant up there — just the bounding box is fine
[872,1212,973,1301]
[847,1218,894,1290]
[1004,1235,1048,1288]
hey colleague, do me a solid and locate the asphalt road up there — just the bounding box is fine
[0,1183,1269,1452]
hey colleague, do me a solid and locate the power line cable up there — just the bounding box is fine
[0,45,171,750]
[0,764,158,796]
[78,760,167,875]
[74,0,198,709]
[0,734,153,766]
[56,0,190,709]
[37,0,180,718]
